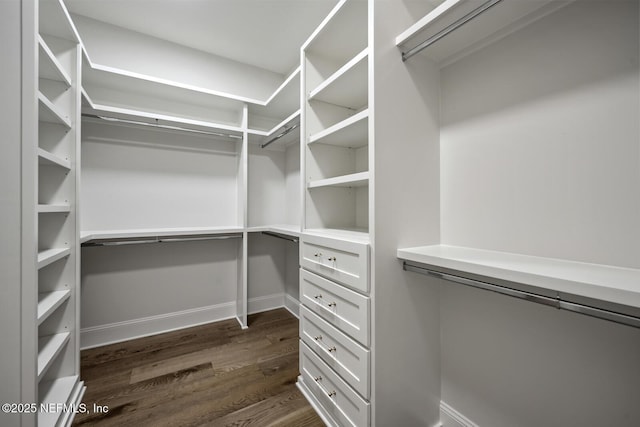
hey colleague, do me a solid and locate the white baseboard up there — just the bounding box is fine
[80,301,236,350]
[247,293,285,315]
[284,294,300,318]
[440,401,479,427]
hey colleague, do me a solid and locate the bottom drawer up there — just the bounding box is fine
[300,341,370,427]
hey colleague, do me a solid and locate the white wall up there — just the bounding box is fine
[285,142,301,226]
[438,2,640,426]
[73,14,284,101]
[248,144,286,227]
[0,1,25,424]
[81,119,239,231]
[373,0,442,425]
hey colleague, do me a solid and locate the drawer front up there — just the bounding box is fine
[300,305,370,398]
[300,234,369,293]
[301,342,370,427]
[300,269,369,346]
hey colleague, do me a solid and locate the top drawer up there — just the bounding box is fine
[300,234,369,294]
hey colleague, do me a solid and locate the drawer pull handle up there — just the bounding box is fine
[313,376,337,399]
[314,335,323,341]
[314,294,323,300]
[328,302,337,307]
[327,257,336,262]
[328,391,337,398]
[314,376,322,382]
[314,252,322,257]
[328,346,337,353]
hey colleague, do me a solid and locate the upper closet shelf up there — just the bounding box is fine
[398,245,640,327]
[39,0,80,42]
[248,224,302,239]
[39,93,71,128]
[308,48,368,110]
[80,226,245,245]
[38,36,71,86]
[396,0,564,64]
[309,109,368,148]
[248,68,300,132]
[308,171,369,189]
[249,110,300,149]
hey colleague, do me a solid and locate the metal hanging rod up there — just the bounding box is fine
[403,261,640,330]
[261,231,299,243]
[82,113,243,140]
[402,0,503,62]
[82,233,242,247]
[261,122,300,149]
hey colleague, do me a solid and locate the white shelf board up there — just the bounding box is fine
[83,103,244,138]
[249,68,300,123]
[38,290,72,325]
[308,48,368,110]
[37,248,70,270]
[247,224,301,238]
[397,245,640,311]
[80,226,245,244]
[304,228,370,244]
[396,0,562,65]
[38,36,71,86]
[38,204,71,213]
[38,92,71,128]
[81,87,95,108]
[39,0,81,42]
[38,375,81,427]
[308,171,369,189]
[309,109,368,148]
[38,332,71,381]
[37,148,71,170]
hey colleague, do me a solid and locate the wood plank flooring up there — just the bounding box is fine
[73,309,325,427]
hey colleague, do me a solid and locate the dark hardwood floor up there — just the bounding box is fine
[73,309,325,426]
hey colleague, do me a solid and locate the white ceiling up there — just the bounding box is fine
[64,0,338,75]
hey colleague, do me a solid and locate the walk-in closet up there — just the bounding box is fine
[1,0,639,426]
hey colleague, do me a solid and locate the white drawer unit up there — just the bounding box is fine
[300,341,370,427]
[301,234,369,293]
[300,269,370,346]
[300,305,370,398]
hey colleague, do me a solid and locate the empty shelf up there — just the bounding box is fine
[38,290,71,325]
[38,92,72,128]
[38,204,71,213]
[309,48,368,110]
[38,375,83,427]
[308,171,369,189]
[37,248,70,269]
[38,36,72,86]
[309,109,368,147]
[38,332,71,381]
[37,148,71,170]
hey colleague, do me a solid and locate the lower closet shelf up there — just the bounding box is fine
[37,290,71,324]
[38,375,85,427]
[37,248,70,269]
[38,332,71,380]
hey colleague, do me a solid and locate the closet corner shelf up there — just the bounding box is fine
[80,226,245,244]
[38,332,71,380]
[397,245,640,326]
[308,48,368,110]
[248,224,301,238]
[308,171,369,189]
[38,36,72,87]
[395,0,562,64]
[38,93,72,129]
[309,109,368,147]
[38,375,84,427]
[303,228,370,244]
[38,290,72,325]
[38,248,71,270]
[38,148,71,170]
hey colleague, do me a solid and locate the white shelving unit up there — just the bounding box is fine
[308,48,368,110]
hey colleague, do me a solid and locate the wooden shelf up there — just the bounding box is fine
[38,204,71,213]
[397,245,640,318]
[309,48,368,110]
[308,171,369,189]
[38,375,83,427]
[37,248,70,270]
[395,0,561,65]
[38,332,70,381]
[38,36,71,86]
[309,109,368,148]
[38,290,71,325]
[38,92,71,128]
[38,148,71,170]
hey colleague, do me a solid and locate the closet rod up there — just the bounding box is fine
[82,113,243,140]
[402,261,640,330]
[401,0,503,61]
[82,233,242,247]
[261,231,299,243]
[261,123,300,149]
